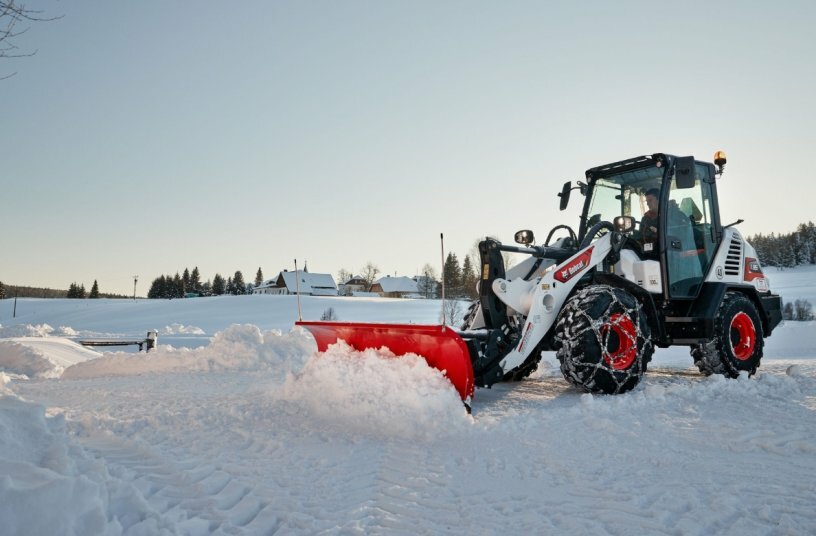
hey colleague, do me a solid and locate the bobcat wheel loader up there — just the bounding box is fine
[298,152,783,409]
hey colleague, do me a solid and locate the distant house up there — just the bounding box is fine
[252,270,338,296]
[370,275,420,298]
[338,275,368,296]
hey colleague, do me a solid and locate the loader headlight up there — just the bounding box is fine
[613,216,635,233]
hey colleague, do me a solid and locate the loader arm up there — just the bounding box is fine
[493,233,614,376]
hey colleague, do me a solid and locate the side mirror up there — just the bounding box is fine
[514,229,535,245]
[558,181,571,210]
[613,216,636,233]
[674,156,697,189]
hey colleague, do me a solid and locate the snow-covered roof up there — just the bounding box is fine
[277,270,337,294]
[374,276,418,293]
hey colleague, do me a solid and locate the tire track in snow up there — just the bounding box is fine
[81,433,282,534]
[359,441,463,534]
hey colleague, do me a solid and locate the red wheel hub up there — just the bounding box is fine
[730,312,756,361]
[601,313,637,370]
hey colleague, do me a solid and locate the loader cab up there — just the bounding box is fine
[580,153,723,300]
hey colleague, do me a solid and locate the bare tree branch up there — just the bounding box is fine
[0,1,61,77]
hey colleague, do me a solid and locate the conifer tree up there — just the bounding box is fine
[182,268,190,291]
[461,254,478,300]
[212,274,226,295]
[78,284,86,299]
[147,276,163,299]
[190,267,201,292]
[233,271,246,295]
[443,252,463,298]
[90,280,100,298]
[255,267,264,287]
[0,280,6,300]
[173,273,184,298]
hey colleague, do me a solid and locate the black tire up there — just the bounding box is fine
[691,292,764,378]
[502,348,542,382]
[554,285,653,394]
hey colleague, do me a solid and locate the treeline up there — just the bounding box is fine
[0,280,129,299]
[147,267,264,299]
[748,221,816,268]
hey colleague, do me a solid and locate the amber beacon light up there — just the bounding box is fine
[714,150,727,175]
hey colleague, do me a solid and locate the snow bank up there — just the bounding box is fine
[278,341,472,440]
[0,339,101,379]
[160,323,205,336]
[0,323,79,338]
[0,394,171,535]
[62,324,313,380]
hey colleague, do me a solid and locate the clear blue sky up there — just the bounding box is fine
[2,1,814,296]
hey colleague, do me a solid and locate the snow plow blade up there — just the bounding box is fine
[296,321,475,404]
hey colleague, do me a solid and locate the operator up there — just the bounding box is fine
[640,188,660,251]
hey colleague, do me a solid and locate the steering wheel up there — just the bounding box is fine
[621,234,644,256]
[544,224,577,246]
[579,221,615,249]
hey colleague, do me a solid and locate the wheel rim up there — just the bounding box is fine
[730,312,756,361]
[601,313,637,370]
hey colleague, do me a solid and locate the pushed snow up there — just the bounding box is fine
[0,395,174,535]
[63,324,313,380]
[279,342,471,440]
[0,339,101,379]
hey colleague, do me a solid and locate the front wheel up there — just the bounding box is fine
[554,285,653,394]
[691,292,764,377]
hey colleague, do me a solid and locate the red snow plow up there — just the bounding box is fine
[296,321,475,404]
[298,152,783,409]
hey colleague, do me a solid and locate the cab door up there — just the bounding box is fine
[664,161,719,298]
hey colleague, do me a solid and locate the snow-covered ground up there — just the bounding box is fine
[1,266,815,535]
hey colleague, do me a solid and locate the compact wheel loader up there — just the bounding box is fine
[299,152,783,409]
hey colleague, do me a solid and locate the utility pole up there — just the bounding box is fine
[133,275,138,300]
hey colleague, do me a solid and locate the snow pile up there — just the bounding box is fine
[0,341,60,379]
[161,323,205,336]
[0,395,169,535]
[0,323,56,338]
[0,324,77,338]
[0,338,101,379]
[279,342,472,440]
[63,324,314,380]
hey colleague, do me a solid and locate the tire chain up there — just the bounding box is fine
[554,286,652,394]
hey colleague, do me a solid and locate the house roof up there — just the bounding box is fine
[374,276,419,293]
[274,270,338,294]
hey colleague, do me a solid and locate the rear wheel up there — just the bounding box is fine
[692,292,764,378]
[554,285,653,394]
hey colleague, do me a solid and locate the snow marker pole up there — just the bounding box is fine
[294,259,303,322]
[440,233,446,326]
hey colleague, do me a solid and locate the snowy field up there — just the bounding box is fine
[1,267,815,535]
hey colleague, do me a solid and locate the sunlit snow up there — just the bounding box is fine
[1,266,815,534]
